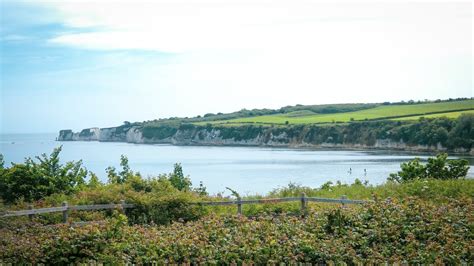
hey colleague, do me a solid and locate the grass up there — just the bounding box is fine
[197,100,474,125]
[392,109,474,121]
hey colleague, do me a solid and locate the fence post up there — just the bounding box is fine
[62,201,68,223]
[120,199,126,214]
[237,197,242,215]
[28,204,34,221]
[341,195,347,208]
[300,192,307,217]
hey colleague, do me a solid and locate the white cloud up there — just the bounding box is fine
[44,1,471,107]
[44,1,471,55]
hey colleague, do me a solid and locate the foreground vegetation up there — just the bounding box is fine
[1,197,472,264]
[0,149,473,263]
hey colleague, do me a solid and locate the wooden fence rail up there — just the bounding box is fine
[0,194,366,223]
[196,194,366,215]
[1,200,134,222]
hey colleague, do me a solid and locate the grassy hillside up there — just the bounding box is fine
[393,109,474,121]
[200,99,474,125]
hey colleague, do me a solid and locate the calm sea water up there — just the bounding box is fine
[1,133,473,195]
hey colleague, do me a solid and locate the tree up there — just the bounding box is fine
[425,153,469,180]
[0,146,87,203]
[388,153,469,183]
[388,158,426,183]
[225,187,240,198]
[194,181,208,196]
[106,166,119,184]
[119,155,133,182]
[433,127,449,145]
[168,163,191,191]
[107,155,134,184]
[447,114,474,149]
[0,164,39,202]
[87,172,103,188]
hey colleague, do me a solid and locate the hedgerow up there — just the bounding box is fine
[1,197,472,264]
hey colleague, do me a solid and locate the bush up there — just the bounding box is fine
[268,178,474,202]
[168,163,192,191]
[388,153,469,183]
[125,191,206,225]
[0,147,87,203]
[40,176,206,225]
[1,198,472,264]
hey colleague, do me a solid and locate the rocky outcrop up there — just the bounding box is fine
[58,128,100,141]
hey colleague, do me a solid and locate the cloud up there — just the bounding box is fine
[1,34,29,41]
[41,1,471,55]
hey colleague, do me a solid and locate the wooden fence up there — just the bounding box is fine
[0,194,365,223]
[1,200,135,223]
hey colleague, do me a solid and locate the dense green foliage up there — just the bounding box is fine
[1,197,472,264]
[239,115,472,148]
[168,163,192,191]
[142,123,179,139]
[388,153,469,183]
[0,149,209,226]
[269,179,474,203]
[0,147,87,203]
[447,112,474,149]
[106,155,135,184]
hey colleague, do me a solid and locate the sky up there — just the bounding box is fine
[0,0,472,134]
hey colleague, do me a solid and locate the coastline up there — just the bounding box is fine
[56,138,474,156]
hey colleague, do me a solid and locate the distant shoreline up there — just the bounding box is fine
[56,138,474,156]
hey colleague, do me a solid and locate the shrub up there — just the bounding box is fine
[106,155,135,184]
[168,163,192,191]
[388,153,469,183]
[125,191,206,225]
[40,176,206,225]
[1,198,472,264]
[0,147,87,203]
[269,178,474,202]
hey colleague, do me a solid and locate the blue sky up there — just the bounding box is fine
[0,1,472,133]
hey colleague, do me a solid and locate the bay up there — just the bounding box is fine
[1,133,473,195]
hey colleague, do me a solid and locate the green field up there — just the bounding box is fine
[199,100,474,125]
[392,109,474,120]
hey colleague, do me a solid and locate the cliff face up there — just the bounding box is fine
[58,128,100,141]
[57,125,473,154]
